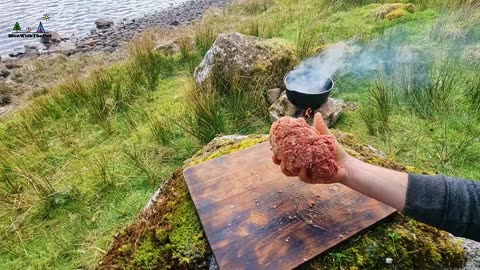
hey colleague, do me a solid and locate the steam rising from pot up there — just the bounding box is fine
[287,42,349,94]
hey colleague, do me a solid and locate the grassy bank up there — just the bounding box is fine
[0,0,479,269]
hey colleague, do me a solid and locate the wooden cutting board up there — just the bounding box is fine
[183,142,395,270]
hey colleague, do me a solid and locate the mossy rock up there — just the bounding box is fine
[373,3,416,20]
[194,32,297,90]
[97,133,464,269]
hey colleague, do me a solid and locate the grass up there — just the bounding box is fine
[0,0,479,269]
[194,24,217,56]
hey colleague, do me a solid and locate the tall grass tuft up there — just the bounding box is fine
[183,70,269,143]
[427,115,478,167]
[87,70,113,122]
[295,20,317,60]
[178,38,201,74]
[466,63,480,111]
[235,0,272,15]
[57,77,90,109]
[147,114,176,145]
[360,78,395,135]
[184,80,226,143]
[90,155,115,189]
[129,37,172,92]
[17,169,55,201]
[400,58,463,119]
[0,156,21,195]
[243,19,260,37]
[18,120,48,151]
[194,24,217,56]
[122,145,158,187]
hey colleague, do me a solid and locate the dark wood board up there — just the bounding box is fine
[183,142,395,270]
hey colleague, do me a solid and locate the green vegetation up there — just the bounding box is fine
[0,0,479,269]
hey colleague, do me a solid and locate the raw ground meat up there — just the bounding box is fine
[269,117,338,180]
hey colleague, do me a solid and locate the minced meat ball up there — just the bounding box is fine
[269,116,338,180]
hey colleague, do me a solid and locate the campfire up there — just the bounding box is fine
[295,107,314,118]
[284,69,335,119]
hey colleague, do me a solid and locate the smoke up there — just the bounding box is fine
[287,13,480,94]
[287,42,351,94]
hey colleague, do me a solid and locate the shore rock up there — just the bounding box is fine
[3,60,22,69]
[0,64,10,78]
[47,41,77,56]
[39,31,62,44]
[194,32,296,88]
[24,45,40,57]
[0,94,12,106]
[95,18,114,29]
[8,52,24,58]
[49,31,63,43]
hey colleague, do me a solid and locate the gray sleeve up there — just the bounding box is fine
[402,173,480,241]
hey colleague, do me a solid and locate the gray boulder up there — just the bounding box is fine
[24,44,39,56]
[313,97,345,127]
[266,88,281,105]
[0,64,10,78]
[48,41,77,56]
[194,32,296,88]
[0,94,11,106]
[49,31,62,43]
[40,31,62,44]
[268,91,297,122]
[95,18,114,29]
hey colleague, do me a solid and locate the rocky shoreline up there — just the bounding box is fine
[4,0,231,58]
[0,0,232,115]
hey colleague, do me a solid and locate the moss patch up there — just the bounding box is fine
[373,3,416,20]
[98,133,464,269]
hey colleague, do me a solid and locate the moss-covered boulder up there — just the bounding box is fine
[97,133,464,269]
[194,32,297,89]
[373,3,416,20]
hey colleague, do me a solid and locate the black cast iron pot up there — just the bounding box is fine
[284,70,334,109]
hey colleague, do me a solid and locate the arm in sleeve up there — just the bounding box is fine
[402,173,480,241]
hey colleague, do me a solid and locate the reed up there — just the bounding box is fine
[295,20,317,60]
[194,24,217,56]
[183,80,226,143]
[122,145,158,187]
[87,71,113,122]
[360,77,395,135]
[147,114,176,145]
[90,155,115,189]
[234,0,272,15]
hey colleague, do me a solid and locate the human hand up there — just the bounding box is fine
[272,112,352,184]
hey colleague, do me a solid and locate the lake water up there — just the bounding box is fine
[0,0,189,56]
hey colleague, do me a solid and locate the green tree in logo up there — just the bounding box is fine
[13,22,21,32]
